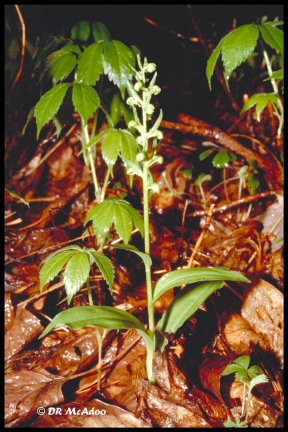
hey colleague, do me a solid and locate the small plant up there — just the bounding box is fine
[207,18,283,140]
[221,355,269,427]
[37,50,250,384]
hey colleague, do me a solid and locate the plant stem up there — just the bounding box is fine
[86,278,93,306]
[81,117,101,200]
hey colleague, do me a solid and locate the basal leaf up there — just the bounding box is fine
[92,21,110,42]
[206,37,224,91]
[156,281,224,336]
[71,20,90,42]
[249,374,269,390]
[5,187,30,207]
[63,251,91,304]
[35,83,71,138]
[39,305,147,338]
[88,250,115,293]
[45,49,77,84]
[259,24,283,55]
[103,40,135,96]
[248,365,264,379]
[222,24,259,81]
[199,149,215,161]
[72,83,100,126]
[76,42,104,86]
[153,267,250,303]
[39,249,78,292]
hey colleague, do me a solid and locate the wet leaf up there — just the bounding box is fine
[76,42,104,86]
[101,129,137,174]
[45,49,77,84]
[88,250,115,293]
[63,252,91,304]
[40,249,78,292]
[259,23,283,55]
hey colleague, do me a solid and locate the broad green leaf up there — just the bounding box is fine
[222,363,246,377]
[87,250,114,293]
[206,37,225,90]
[5,187,30,207]
[259,24,283,55]
[113,203,133,244]
[72,83,100,126]
[241,93,280,121]
[71,20,90,42]
[92,21,110,42]
[112,244,151,268]
[40,245,83,265]
[222,24,259,82]
[101,129,138,174]
[212,150,230,168]
[249,374,269,390]
[248,365,264,379]
[35,83,71,138]
[233,355,250,369]
[45,50,77,84]
[39,249,78,292]
[84,198,143,244]
[39,305,147,337]
[153,267,250,304]
[103,40,135,96]
[76,42,104,86]
[61,43,82,55]
[63,251,90,304]
[156,281,224,336]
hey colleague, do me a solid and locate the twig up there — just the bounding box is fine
[11,5,26,89]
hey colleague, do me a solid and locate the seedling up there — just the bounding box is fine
[221,355,269,427]
[194,173,212,209]
[207,18,283,140]
[37,50,250,384]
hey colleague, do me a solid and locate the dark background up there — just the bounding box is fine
[5,5,283,124]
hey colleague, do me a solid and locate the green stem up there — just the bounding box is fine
[100,169,111,203]
[81,117,101,200]
[86,278,93,306]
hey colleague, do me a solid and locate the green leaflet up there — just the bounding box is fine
[35,83,71,138]
[63,252,91,304]
[71,20,90,42]
[259,24,283,55]
[88,250,114,294]
[152,267,250,303]
[241,93,281,121]
[45,49,77,84]
[156,281,224,337]
[76,42,104,86]
[206,37,224,91]
[39,249,79,292]
[212,150,230,169]
[84,198,144,244]
[101,129,138,174]
[221,24,259,81]
[103,40,135,96]
[5,187,30,207]
[72,83,100,126]
[92,21,110,42]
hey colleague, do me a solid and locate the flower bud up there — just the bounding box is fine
[146,63,156,73]
[134,82,142,92]
[156,131,163,140]
[146,104,155,115]
[127,97,135,107]
[152,85,161,95]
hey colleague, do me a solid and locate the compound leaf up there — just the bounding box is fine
[241,92,280,121]
[259,23,283,55]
